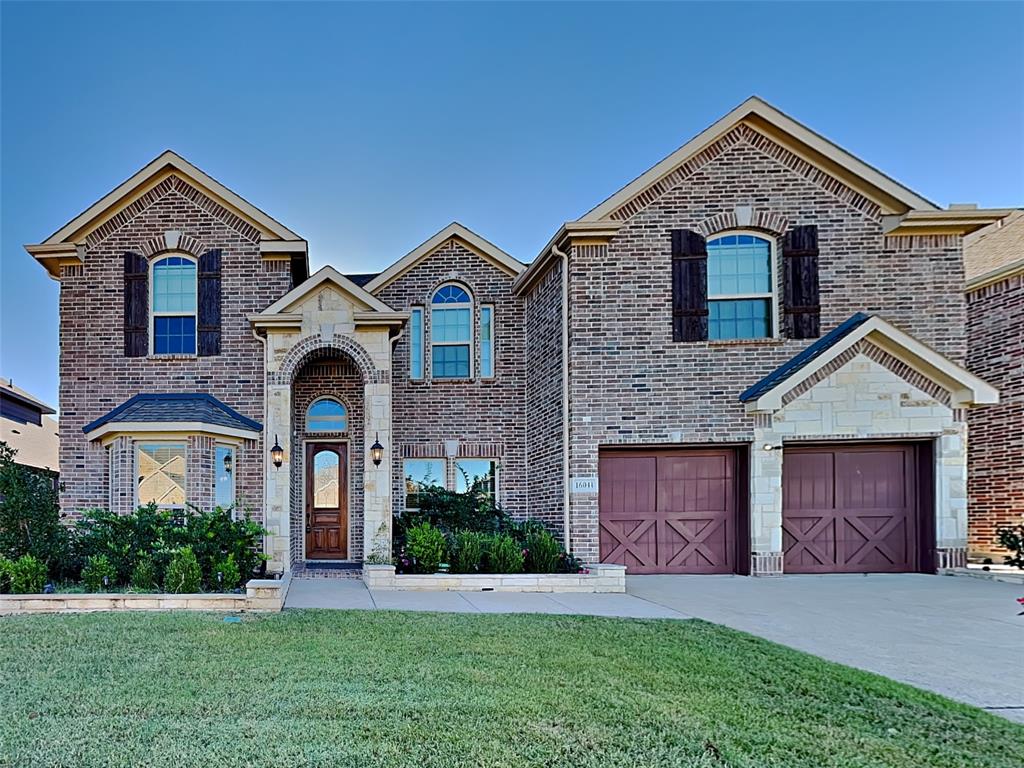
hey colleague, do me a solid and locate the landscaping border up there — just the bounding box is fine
[363,564,626,592]
[0,573,291,615]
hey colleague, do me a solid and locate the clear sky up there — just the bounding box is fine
[2,1,1022,410]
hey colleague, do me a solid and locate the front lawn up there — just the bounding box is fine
[0,611,1019,768]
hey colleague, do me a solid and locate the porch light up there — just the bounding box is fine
[223,450,233,474]
[270,436,284,468]
[370,434,385,467]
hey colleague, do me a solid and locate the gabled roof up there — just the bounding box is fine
[363,222,525,293]
[83,393,262,441]
[579,96,940,222]
[740,314,998,412]
[26,150,308,279]
[256,265,397,317]
[964,209,1024,288]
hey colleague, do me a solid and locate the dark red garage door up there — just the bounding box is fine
[599,449,737,574]
[783,444,919,573]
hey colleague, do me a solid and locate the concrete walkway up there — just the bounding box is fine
[284,572,1024,722]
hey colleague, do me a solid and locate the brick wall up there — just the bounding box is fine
[57,176,291,520]
[564,126,968,561]
[967,273,1024,557]
[289,356,365,563]
[373,239,528,519]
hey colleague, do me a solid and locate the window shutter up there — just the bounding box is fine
[197,249,222,356]
[671,229,708,342]
[782,225,821,339]
[123,252,148,357]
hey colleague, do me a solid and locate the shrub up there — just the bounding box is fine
[0,557,12,593]
[9,554,48,593]
[211,553,241,591]
[397,483,509,544]
[449,530,487,574]
[0,442,73,579]
[524,527,561,574]
[405,522,447,574]
[81,554,117,592]
[486,533,525,574]
[130,553,158,592]
[997,524,1024,570]
[164,547,202,594]
[75,505,168,584]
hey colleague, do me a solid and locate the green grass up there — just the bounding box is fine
[0,611,1020,768]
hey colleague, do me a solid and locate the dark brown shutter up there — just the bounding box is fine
[197,249,222,356]
[123,252,148,357]
[671,229,708,342]
[783,225,820,339]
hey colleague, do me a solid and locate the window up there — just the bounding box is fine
[151,255,197,354]
[137,442,186,508]
[706,234,774,340]
[312,449,340,509]
[431,284,472,378]
[403,458,446,510]
[409,307,424,380]
[306,398,348,432]
[455,459,498,504]
[479,305,494,378]
[215,444,235,510]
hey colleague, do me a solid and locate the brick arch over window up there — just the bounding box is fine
[273,334,386,385]
[138,230,209,260]
[697,209,790,238]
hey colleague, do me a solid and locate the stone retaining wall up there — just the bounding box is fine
[0,575,290,615]
[363,564,625,592]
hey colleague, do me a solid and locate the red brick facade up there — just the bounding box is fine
[967,273,1024,557]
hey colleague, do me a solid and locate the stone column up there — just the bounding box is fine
[362,381,392,560]
[750,416,784,576]
[936,421,969,569]
[264,383,292,572]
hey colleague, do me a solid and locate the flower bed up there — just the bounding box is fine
[364,564,625,593]
[0,574,289,615]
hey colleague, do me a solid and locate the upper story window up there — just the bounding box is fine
[706,234,774,340]
[409,307,424,380]
[431,284,472,379]
[151,255,197,354]
[306,398,348,432]
[479,305,494,379]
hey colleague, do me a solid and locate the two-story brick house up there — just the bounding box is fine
[27,97,1008,576]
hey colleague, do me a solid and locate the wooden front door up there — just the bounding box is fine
[783,444,919,573]
[599,448,737,574]
[306,443,348,559]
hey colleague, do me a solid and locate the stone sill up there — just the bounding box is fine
[0,573,291,615]
[363,564,626,593]
[707,338,786,348]
[146,354,198,361]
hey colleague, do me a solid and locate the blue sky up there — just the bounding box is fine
[2,1,1022,410]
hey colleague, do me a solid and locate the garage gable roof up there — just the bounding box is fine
[740,314,998,411]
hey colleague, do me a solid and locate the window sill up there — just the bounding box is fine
[707,337,786,347]
[147,354,198,361]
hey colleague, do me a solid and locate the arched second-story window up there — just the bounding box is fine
[431,284,472,379]
[307,398,348,432]
[151,254,198,354]
[706,234,774,340]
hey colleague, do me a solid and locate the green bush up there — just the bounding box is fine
[211,553,241,591]
[0,557,12,593]
[129,553,158,592]
[397,483,509,543]
[524,526,561,574]
[996,524,1024,570]
[449,530,487,574]
[81,554,117,592]
[9,554,48,593]
[164,547,202,594]
[486,533,525,574]
[405,522,447,574]
[0,442,72,579]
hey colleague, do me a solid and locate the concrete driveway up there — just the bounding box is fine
[627,573,1024,722]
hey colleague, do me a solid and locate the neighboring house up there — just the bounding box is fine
[964,210,1024,559]
[0,378,59,478]
[26,97,1011,577]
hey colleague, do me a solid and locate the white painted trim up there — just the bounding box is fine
[87,421,261,443]
[579,96,938,222]
[135,439,188,510]
[429,282,474,380]
[258,265,396,315]
[214,443,237,512]
[364,222,525,293]
[409,307,424,381]
[149,252,198,357]
[479,303,496,379]
[705,230,779,340]
[745,316,999,412]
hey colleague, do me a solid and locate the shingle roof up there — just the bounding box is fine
[82,393,262,434]
[964,210,1024,283]
[738,313,873,403]
[345,272,379,288]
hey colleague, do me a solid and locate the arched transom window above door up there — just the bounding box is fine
[430,284,472,379]
[306,398,348,432]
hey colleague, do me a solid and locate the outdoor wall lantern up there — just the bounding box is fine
[370,434,385,467]
[270,436,284,468]
[223,450,234,474]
